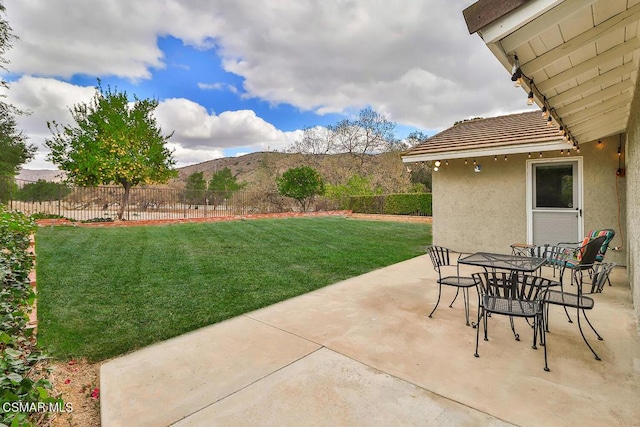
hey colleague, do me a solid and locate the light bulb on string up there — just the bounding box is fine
[511,54,522,87]
[558,125,564,135]
[547,116,554,127]
[539,152,543,158]
[434,160,441,167]
[528,152,531,158]
[464,159,468,165]
[445,160,449,166]
[433,166,439,172]
[541,105,548,118]
[560,149,564,155]
[504,155,507,161]
[494,155,497,161]
[527,89,534,105]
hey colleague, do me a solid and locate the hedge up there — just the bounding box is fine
[348,193,432,216]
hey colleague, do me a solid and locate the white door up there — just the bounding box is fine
[526,158,583,245]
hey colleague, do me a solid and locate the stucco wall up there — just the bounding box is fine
[625,77,640,326]
[433,142,626,267]
[433,154,527,254]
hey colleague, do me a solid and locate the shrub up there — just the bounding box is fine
[0,205,62,426]
[348,193,432,216]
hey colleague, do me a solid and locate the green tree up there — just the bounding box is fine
[325,174,381,209]
[277,166,325,212]
[45,82,177,220]
[17,179,71,202]
[0,2,36,202]
[184,171,207,206]
[208,167,245,192]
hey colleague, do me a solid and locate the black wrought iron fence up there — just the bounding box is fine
[4,179,311,222]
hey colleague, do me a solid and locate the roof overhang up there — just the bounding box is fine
[402,139,567,163]
[464,0,640,144]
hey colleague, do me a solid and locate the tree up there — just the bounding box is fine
[17,179,71,202]
[184,171,207,206]
[287,108,405,190]
[0,2,36,202]
[45,82,177,220]
[277,166,325,212]
[208,167,245,192]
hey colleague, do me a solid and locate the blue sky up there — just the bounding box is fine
[2,1,530,169]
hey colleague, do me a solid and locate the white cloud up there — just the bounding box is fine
[197,82,238,94]
[4,0,525,133]
[155,98,302,152]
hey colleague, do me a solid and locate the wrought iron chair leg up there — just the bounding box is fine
[462,288,470,326]
[582,309,603,341]
[483,309,489,341]
[474,307,483,357]
[541,315,550,371]
[509,316,520,341]
[471,288,480,329]
[576,306,601,361]
[449,287,460,308]
[428,284,443,318]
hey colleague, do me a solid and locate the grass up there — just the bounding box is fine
[35,217,431,361]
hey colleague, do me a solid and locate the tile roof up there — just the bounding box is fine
[403,111,564,159]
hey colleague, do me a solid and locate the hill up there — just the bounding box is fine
[17,151,416,193]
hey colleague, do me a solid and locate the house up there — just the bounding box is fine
[403,0,639,324]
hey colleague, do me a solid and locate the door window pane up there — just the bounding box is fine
[535,164,573,208]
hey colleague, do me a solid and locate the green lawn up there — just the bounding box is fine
[35,217,431,361]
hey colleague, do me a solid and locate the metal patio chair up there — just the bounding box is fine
[472,271,555,371]
[427,246,479,326]
[543,261,616,361]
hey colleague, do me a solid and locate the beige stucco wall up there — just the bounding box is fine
[433,141,626,267]
[625,77,640,326]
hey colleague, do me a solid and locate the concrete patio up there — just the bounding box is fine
[101,254,640,426]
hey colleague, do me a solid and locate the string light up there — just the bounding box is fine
[539,152,543,158]
[509,53,581,154]
[445,160,449,166]
[511,54,522,87]
[528,152,531,158]
[434,160,441,167]
[504,155,508,161]
[560,149,564,155]
[494,155,498,161]
[464,159,468,165]
[597,140,603,148]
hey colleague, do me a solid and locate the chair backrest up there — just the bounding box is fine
[472,271,552,304]
[427,245,452,273]
[579,235,607,266]
[588,262,616,293]
[587,229,616,262]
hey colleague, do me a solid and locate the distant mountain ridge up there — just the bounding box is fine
[17,150,411,193]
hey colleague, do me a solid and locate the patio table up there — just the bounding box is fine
[458,252,546,273]
[457,252,549,330]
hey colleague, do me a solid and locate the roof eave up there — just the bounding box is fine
[402,139,569,162]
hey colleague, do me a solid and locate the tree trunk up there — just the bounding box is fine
[118,181,132,220]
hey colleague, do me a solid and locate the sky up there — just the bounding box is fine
[2,0,533,170]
